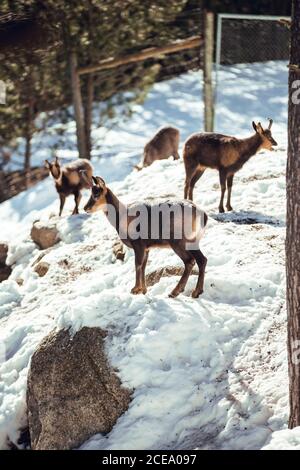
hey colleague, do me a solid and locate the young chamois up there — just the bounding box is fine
[45,157,93,216]
[135,126,180,170]
[183,119,277,213]
[82,173,208,298]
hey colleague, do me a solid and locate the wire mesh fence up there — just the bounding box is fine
[214,14,290,131]
[216,14,290,66]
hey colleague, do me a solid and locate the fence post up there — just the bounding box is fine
[203,11,214,132]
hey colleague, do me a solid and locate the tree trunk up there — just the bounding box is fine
[70,51,87,159]
[0,170,8,203]
[203,10,214,132]
[84,73,94,160]
[24,97,34,175]
[24,131,31,172]
[287,0,300,428]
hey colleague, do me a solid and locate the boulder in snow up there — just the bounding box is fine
[31,221,60,250]
[0,243,11,282]
[0,243,8,264]
[34,261,50,277]
[0,265,12,282]
[27,327,131,450]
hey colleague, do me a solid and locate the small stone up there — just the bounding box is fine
[112,241,125,261]
[34,262,50,277]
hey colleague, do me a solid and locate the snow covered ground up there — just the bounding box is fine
[0,61,295,450]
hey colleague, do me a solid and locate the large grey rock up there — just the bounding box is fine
[30,220,60,250]
[27,327,131,450]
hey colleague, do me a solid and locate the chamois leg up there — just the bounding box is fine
[188,168,205,201]
[226,174,234,211]
[59,194,66,217]
[140,250,149,292]
[169,243,195,298]
[184,161,199,200]
[72,190,82,215]
[190,249,207,298]
[131,245,148,295]
[173,150,180,160]
[184,178,190,200]
[218,169,227,213]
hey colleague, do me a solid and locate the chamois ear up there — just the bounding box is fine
[252,121,257,132]
[55,155,59,165]
[256,122,264,134]
[45,159,50,169]
[93,176,106,187]
[80,170,93,188]
[267,118,273,130]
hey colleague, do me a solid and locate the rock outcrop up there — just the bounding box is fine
[27,327,131,450]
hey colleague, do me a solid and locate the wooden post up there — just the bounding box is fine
[203,11,214,132]
[70,51,87,158]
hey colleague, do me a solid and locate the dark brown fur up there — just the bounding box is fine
[45,157,93,216]
[183,120,277,212]
[83,175,208,298]
[135,126,180,170]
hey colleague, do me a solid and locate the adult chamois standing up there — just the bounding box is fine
[183,119,277,213]
[135,126,180,170]
[82,173,208,298]
[45,157,93,216]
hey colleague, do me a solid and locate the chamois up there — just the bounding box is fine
[82,173,208,298]
[135,126,180,170]
[183,119,277,212]
[45,157,93,216]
